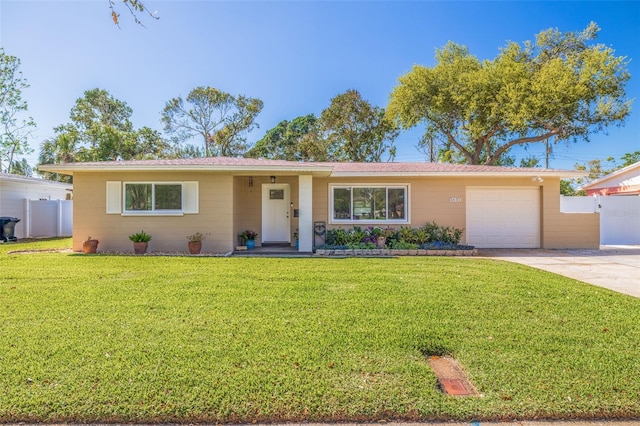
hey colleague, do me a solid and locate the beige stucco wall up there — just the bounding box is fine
[72,171,235,253]
[541,177,600,248]
[72,171,599,252]
[311,175,600,249]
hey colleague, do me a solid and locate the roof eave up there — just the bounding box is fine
[329,171,588,178]
[37,164,335,176]
[581,161,640,189]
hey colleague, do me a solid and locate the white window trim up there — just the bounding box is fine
[122,181,184,216]
[328,183,410,225]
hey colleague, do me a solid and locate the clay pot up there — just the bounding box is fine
[188,240,202,254]
[83,239,99,254]
[133,241,148,254]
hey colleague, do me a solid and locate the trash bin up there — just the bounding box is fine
[0,217,20,242]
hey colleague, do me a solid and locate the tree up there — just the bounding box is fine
[620,151,640,168]
[38,88,169,181]
[387,23,631,165]
[162,86,263,157]
[320,89,398,162]
[560,179,583,196]
[0,48,36,174]
[561,151,639,195]
[108,0,158,27]
[246,114,321,161]
[9,158,33,177]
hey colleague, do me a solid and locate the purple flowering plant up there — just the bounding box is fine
[239,230,259,241]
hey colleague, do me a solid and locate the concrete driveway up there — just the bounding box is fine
[478,246,640,298]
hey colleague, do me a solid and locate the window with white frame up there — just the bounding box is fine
[106,181,199,215]
[331,185,408,223]
[125,183,182,212]
[124,183,182,212]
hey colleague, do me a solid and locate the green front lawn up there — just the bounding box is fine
[1,238,639,422]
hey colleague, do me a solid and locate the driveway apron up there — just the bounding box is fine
[478,246,640,298]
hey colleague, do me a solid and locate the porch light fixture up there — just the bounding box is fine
[532,176,544,183]
[270,176,276,183]
[248,176,253,188]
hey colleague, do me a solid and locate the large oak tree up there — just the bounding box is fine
[387,23,631,165]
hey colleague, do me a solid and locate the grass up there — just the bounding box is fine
[1,238,639,422]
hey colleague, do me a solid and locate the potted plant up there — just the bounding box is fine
[293,229,299,250]
[186,232,210,254]
[129,230,152,254]
[238,230,258,249]
[82,236,99,254]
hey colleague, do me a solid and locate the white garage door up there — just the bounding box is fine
[466,187,540,248]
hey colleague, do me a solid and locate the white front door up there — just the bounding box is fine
[262,184,290,243]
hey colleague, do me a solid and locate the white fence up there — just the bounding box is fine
[24,199,73,238]
[561,195,640,245]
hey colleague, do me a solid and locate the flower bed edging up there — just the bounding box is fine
[314,248,478,257]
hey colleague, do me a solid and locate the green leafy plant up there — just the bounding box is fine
[128,230,152,242]
[398,226,417,244]
[238,230,258,241]
[390,240,419,250]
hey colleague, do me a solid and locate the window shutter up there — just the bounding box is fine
[183,181,199,214]
[106,181,122,214]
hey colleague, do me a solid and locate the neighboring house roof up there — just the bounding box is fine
[0,173,72,189]
[38,157,587,178]
[581,161,640,196]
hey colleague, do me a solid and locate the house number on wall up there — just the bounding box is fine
[449,197,462,203]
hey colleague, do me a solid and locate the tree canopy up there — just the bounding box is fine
[560,150,640,195]
[38,88,169,182]
[320,89,398,162]
[387,22,632,165]
[246,114,321,161]
[0,48,35,174]
[162,87,263,157]
[247,90,398,162]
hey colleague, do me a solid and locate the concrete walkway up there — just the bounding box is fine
[478,246,640,298]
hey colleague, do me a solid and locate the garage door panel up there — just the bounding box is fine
[466,187,540,248]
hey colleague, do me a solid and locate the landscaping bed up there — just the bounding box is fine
[315,248,477,256]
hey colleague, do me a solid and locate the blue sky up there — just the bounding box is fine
[1,0,639,171]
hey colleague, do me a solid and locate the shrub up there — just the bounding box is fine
[321,223,466,249]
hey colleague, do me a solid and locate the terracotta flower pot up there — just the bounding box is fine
[376,236,386,249]
[188,240,202,254]
[133,241,148,254]
[83,239,99,254]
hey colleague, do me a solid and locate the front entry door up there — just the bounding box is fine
[262,184,290,243]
